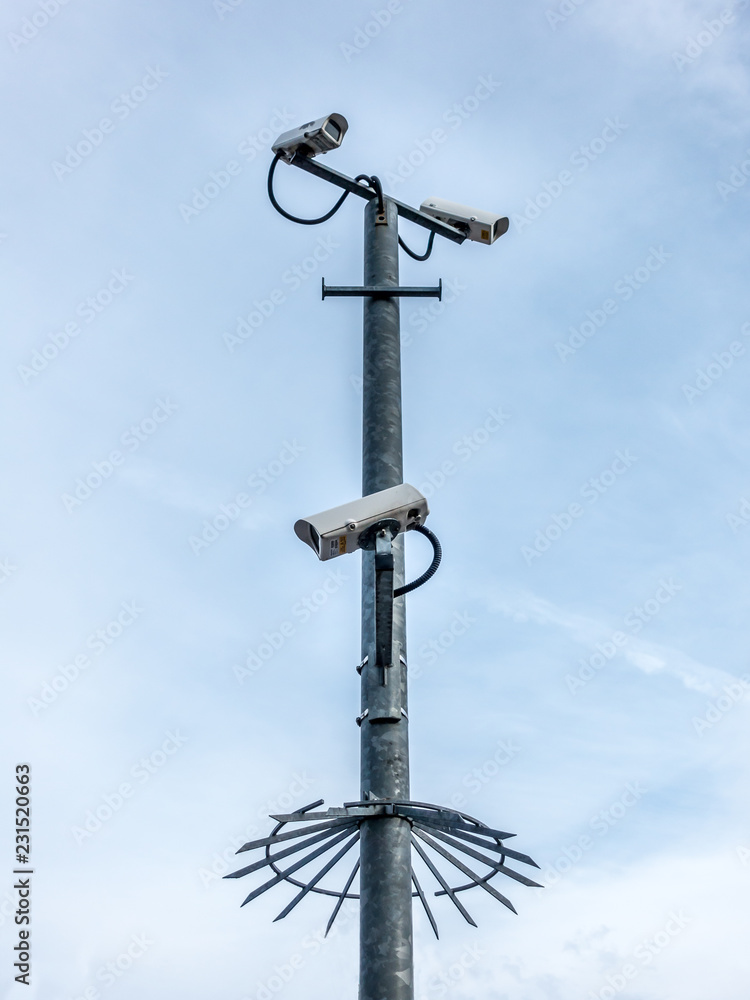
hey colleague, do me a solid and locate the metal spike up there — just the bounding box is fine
[432,825,539,868]
[411,869,439,939]
[225,825,355,880]
[274,832,360,922]
[498,846,540,869]
[325,859,360,937]
[236,816,358,854]
[269,812,337,822]
[267,799,327,822]
[298,798,326,812]
[410,834,477,927]
[412,828,518,914]
[399,807,515,841]
[239,826,356,907]
[414,825,542,888]
[491,863,541,889]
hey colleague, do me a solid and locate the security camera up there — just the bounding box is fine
[294,483,429,561]
[271,113,349,163]
[420,197,509,245]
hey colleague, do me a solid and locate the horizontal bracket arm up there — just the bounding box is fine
[289,154,467,244]
[322,279,442,300]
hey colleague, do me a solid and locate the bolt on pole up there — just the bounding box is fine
[359,194,414,1000]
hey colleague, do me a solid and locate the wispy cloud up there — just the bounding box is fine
[480,585,730,694]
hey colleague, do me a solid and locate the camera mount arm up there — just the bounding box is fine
[287,153,468,244]
[374,527,396,680]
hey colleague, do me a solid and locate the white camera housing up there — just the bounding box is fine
[272,113,349,163]
[420,197,509,245]
[294,484,429,561]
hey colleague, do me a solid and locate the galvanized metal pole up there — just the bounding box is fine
[359,194,414,1000]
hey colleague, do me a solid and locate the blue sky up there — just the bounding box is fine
[2,0,750,997]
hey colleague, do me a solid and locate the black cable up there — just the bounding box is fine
[394,524,442,597]
[398,230,436,261]
[268,152,354,225]
[268,157,436,265]
[368,175,385,216]
[268,160,435,260]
